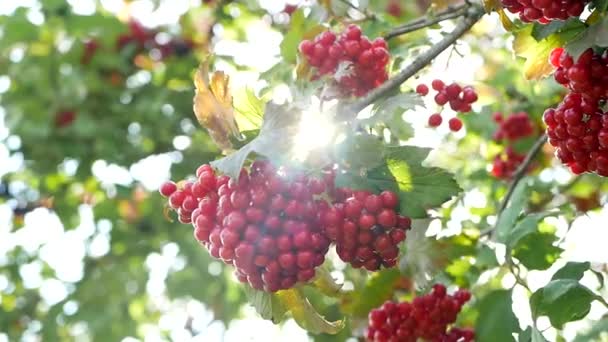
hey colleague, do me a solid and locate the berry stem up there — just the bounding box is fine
[341,5,485,119]
[482,134,548,238]
[384,3,469,41]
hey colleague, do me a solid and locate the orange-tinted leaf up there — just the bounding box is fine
[193,63,240,151]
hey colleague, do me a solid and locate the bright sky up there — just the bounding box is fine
[0,1,607,342]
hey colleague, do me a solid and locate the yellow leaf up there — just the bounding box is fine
[275,288,344,335]
[497,9,515,31]
[513,26,562,80]
[482,0,503,12]
[193,62,240,151]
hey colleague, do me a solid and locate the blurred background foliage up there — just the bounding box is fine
[0,0,607,341]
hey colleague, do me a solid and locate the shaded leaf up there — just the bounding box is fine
[512,232,562,270]
[566,17,608,58]
[496,180,529,244]
[552,262,590,281]
[475,290,519,342]
[342,268,400,317]
[530,279,596,327]
[243,287,286,323]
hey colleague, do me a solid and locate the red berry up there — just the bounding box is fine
[431,79,445,91]
[416,84,429,96]
[428,113,443,127]
[448,117,463,132]
[159,181,177,197]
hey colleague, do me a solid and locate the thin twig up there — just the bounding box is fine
[480,134,548,238]
[339,5,485,119]
[385,4,469,40]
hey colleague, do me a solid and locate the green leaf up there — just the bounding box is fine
[566,17,608,58]
[519,327,549,342]
[512,232,562,270]
[336,146,461,218]
[507,213,549,247]
[342,268,400,317]
[592,0,608,12]
[243,286,286,323]
[552,262,590,281]
[280,10,324,64]
[211,104,299,179]
[475,290,519,342]
[530,279,597,328]
[233,88,265,131]
[531,19,585,41]
[275,287,344,334]
[335,133,385,171]
[496,181,529,244]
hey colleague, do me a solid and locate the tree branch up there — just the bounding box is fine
[480,134,548,238]
[339,5,485,118]
[384,4,469,40]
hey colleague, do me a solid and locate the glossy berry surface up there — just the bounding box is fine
[161,161,331,292]
[501,0,589,23]
[321,190,411,271]
[298,25,390,96]
[366,284,474,342]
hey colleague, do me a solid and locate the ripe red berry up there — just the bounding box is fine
[159,181,177,197]
[428,113,443,127]
[416,84,429,96]
[449,117,463,132]
[431,79,445,91]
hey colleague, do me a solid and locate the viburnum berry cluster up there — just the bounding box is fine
[491,112,537,179]
[366,284,474,342]
[545,48,608,176]
[82,20,195,66]
[544,93,608,175]
[298,24,390,96]
[160,161,331,292]
[500,0,589,23]
[321,189,411,271]
[416,80,478,132]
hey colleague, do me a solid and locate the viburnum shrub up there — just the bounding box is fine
[298,24,390,96]
[160,160,332,292]
[366,284,474,342]
[500,0,589,23]
[320,189,411,271]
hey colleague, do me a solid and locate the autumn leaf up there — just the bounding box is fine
[193,63,241,151]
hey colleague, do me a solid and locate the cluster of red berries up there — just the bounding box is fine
[491,112,537,179]
[545,48,608,176]
[551,48,608,107]
[366,284,474,342]
[416,80,478,132]
[160,161,331,292]
[82,21,195,66]
[298,25,390,96]
[500,0,588,23]
[491,146,526,180]
[321,189,411,271]
[493,112,535,141]
[544,93,608,176]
